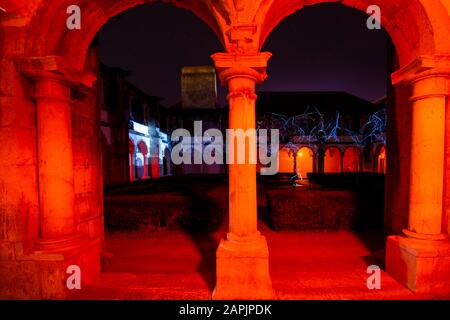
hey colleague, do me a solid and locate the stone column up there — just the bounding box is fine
[129,153,135,182]
[150,145,160,179]
[34,77,78,241]
[149,124,161,179]
[17,56,101,298]
[16,56,96,250]
[404,71,448,239]
[212,52,274,300]
[293,149,298,179]
[318,147,325,173]
[142,154,148,179]
[387,59,450,294]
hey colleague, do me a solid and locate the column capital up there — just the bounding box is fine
[211,52,272,85]
[16,55,96,88]
[391,54,450,86]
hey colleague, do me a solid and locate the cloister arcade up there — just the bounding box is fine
[277,145,366,178]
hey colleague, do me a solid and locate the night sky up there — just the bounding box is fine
[99,2,390,107]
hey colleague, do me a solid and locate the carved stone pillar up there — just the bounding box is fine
[142,155,148,179]
[17,56,101,298]
[129,140,135,182]
[34,77,78,241]
[387,56,450,295]
[211,52,274,299]
[405,72,447,239]
[17,57,88,248]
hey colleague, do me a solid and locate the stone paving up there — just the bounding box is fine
[70,223,448,300]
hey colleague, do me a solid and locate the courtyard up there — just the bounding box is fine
[69,176,445,300]
[70,227,441,300]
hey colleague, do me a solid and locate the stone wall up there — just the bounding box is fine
[72,87,104,251]
[0,34,104,298]
[0,28,38,246]
[445,80,450,234]
[0,27,41,298]
[385,83,412,234]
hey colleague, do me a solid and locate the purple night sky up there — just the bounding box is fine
[99,2,390,107]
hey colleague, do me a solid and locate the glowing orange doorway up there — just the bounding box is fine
[343,147,361,173]
[296,147,314,179]
[324,147,341,173]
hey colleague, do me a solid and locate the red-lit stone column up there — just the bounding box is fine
[17,57,86,250]
[129,140,135,182]
[34,77,78,241]
[387,60,450,295]
[405,72,447,239]
[17,56,101,298]
[138,142,149,179]
[212,52,274,300]
[142,155,148,179]
[150,142,160,179]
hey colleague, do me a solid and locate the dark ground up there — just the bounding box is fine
[68,175,449,300]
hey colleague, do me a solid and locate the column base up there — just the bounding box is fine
[386,235,450,295]
[33,232,86,254]
[0,235,101,299]
[212,234,275,300]
[403,229,447,241]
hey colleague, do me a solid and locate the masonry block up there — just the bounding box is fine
[386,235,450,295]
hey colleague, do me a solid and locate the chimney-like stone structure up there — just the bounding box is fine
[181,66,217,108]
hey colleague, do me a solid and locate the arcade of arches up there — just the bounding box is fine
[1,0,450,299]
[277,145,368,178]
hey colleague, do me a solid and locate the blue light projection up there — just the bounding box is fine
[257,106,387,147]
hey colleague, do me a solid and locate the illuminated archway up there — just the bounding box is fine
[258,0,450,68]
[129,138,136,182]
[137,140,149,179]
[278,147,295,174]
[255,0,450,296]
[377,145,387,174]
[24,0,225,73]
[295,147,314,179]
[343,147,362,173]
[324,147,341,173]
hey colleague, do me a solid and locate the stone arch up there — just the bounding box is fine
[295,146,314,179]
[137,140,148,156]
[342,146,362,173]
[136,140,149,179]
[129,138,135,154]
[375,144,387,174]
[324,146,342,173]
[278,146,296,174]
[257,0,450,68]
[24,0,225,72]
[163,146,172,176]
